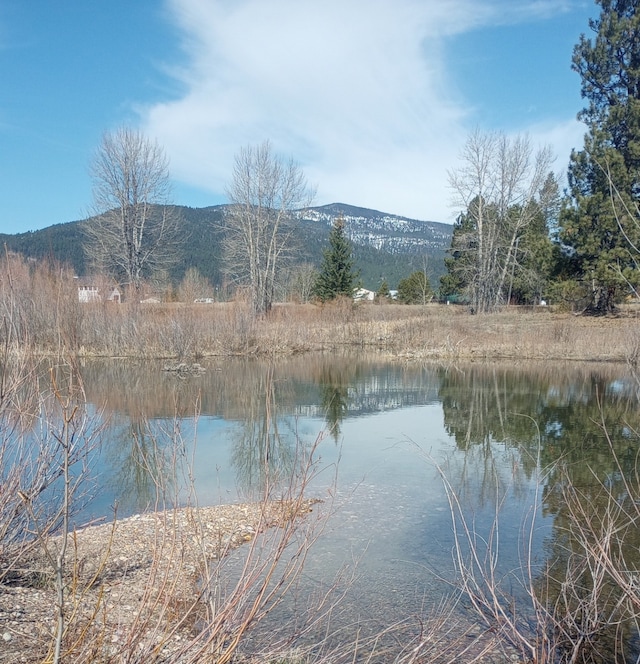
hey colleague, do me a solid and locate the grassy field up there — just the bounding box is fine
[62,300,640,363]
[3,252,637,362]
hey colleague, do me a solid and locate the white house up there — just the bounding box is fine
[75,277,121,304]
[77,284,101,303]
[353,288,376,302]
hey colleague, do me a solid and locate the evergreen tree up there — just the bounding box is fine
[376,279,390,300]
[439,207,477,303]
[559,0,640,314]
[313,216,358,301]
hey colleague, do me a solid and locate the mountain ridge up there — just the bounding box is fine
[1,203,452,290]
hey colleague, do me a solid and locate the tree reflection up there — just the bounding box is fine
[316,363,354,442]
[229,364,299,498]
[438,363,640,662]
[105,414,185,513]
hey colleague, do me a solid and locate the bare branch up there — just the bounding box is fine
[84,127,182,295]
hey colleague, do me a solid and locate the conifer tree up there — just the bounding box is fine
[313,216,358,301]
[377,279,390,300]
[439,207,477,303]
[559,0,640,314]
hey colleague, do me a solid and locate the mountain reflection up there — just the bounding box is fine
[79,355,444,502]
[79,357,640,503]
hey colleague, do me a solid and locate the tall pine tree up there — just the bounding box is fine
[314,216,358,301]
[559,0,640,314]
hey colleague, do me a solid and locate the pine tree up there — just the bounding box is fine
[313,216,358,301]
[559,0,640,314]
[439,207,477,303]
[377,279,390,300]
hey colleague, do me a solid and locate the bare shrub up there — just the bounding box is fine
[177,267,214,304]
[426,411,640,664]
[0,252,80,353]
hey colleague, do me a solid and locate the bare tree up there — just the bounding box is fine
[288,262,319,303]
[448,131,555,313]
[223,141,313,316]
[178,267,214,303]
[84,127,181,295]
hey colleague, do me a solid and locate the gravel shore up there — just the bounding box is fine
[0,500,318,663]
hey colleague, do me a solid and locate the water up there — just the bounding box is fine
[40,356,640,659]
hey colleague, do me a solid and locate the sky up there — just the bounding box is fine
[1,0,597,234]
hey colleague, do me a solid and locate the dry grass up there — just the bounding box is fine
[73,301,640,363]
[2,253,638,362]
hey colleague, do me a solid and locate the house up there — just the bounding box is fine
[77,284,101,303]
[353,288,376,302]
[75,277,122,304]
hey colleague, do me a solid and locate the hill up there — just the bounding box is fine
[0,203,452,291]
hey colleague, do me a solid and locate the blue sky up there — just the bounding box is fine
[1,0,596,234]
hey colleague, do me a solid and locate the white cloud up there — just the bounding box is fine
[141,0,584,222]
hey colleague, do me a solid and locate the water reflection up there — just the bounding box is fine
[437,363,640,662]
[76,356,640,660]
[104,415,182,513]
[228,364,300,496]
[80,355,443,504]
[437,362,640,506]
[81,357,640,515]
[316,362,355,441]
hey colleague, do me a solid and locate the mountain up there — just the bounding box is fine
[298,203,451,288]
[0,203,452,291]
[302,203,451,252]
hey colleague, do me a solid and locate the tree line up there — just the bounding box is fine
[83,0,640,316]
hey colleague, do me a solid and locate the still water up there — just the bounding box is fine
[78,355,640,658]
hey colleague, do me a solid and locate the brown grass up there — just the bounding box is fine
[2,253,638,362]
[72,301,640,363]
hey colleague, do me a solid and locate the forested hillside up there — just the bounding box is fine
[0,203,451,291]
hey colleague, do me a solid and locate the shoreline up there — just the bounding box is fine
[0,500,319,663]
[5,303,640,364]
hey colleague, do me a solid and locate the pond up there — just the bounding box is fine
[73,355,640,661]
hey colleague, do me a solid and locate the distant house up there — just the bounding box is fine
[77,284,101,303]
[353,288,376,302]
[75,277,121,304]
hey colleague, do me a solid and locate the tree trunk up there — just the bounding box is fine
[584,285,617,316]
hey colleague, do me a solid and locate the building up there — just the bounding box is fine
[75,277,121,303]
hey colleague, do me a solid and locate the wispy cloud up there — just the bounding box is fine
[141,0,584,222]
